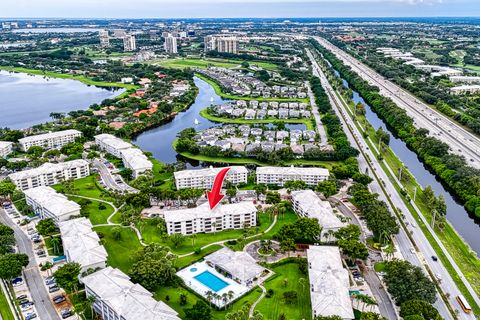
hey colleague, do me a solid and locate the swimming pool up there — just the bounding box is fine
[194,271,229,292]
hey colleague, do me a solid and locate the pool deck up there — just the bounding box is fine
[177,261,249,308]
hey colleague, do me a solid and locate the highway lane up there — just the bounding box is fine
[307,48,477,319]
[0,209,59,320]
[312,36,480,169]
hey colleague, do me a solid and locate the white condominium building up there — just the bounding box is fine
[0,141,13,158]
[163,201,257,235]
[204,35,239,54]
[9,159,90,190]
[59,218,108,273]
[120,148,153,178]
[18,129,82,152]
[174,166,248,190]
[123,34,136,51]
[291,190,346,239]
[99,30,110,48]
[24,186,81,223]
[256,166,329,186]
[164,35,178,54]
[81,267,180,320]
[95,134,133,158]
[307,246,354,320]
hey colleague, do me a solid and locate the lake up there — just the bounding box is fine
[0,70,123,129]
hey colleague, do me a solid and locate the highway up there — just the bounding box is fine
[313,36,480,170]
[307,48,477,320]
[0,209,59,320]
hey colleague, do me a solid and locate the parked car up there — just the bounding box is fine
[19,298,30,305]
[25,313,37,320]
[12,277,23,286]
[61,309,73,319]
[16,294,27,301]
[432,255,438,261]
[21,303,34,312]
[48,286,60,293]
[45,278,56,286]
[53,295,66,304]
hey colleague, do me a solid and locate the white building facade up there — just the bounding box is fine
[81,267,180,320]
[18,129,82,151]
[164,202,257,235]
[123,34,136,51]
[120,148,153,178]
[174,166,248,190]
[95,134,133,158]
[9,159,90,190]
[0,141,13,158]
[164,35,178,54]
[24,186,81,223]
[256,166,329,186]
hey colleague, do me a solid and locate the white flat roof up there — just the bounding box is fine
[19,129,81,143]
[120,148,153,171]
[174,166,247,180]
[205,247,265,283]
[24,186,80,217]
[9,159,88,181]
[451,84,480,90]
[307,246,354,320]
[59,218,107,268]
[163,201,256,223]
[81,267,180,320]
[95,134,133,150]
[257,166,329,176]
[292,190,346,230]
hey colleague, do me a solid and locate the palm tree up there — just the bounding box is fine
[50,236,62,255]
[221,292,228,310]
[227,290,234,309]
[84,295,96,319]
[205,290,213,307]
[191,233,197,247]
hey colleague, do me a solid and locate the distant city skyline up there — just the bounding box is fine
[1,0,479,19]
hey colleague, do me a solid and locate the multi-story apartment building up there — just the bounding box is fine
[123,34,136,51]
[0,141,13,158]
[163,202,257,235]
[24,186,81,223]
[81,267,180,320]
[120,148,153,178]
[291,190,346,239]
[256,166,329,186]
[204,35,238,54]
[18,129,82,151]
[174,166,248,190]
[59,218,108,273]
[164,35,178,54]
[9,159,90,190]
[99,30,110,48]
[95,134,133,158]
[307,246,354,320]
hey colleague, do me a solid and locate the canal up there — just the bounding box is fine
[334,70,480,256]
[133,76,305,167]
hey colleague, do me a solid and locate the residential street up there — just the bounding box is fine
[0,209,60,320]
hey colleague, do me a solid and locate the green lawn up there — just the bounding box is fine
[53,175,112,200]
[199,108,315,130]
[195,73,308,103]
[155,58,240,69]
[0,287,15,320]
[176,245,223,269]
[74,197,114,225]
[0,66,137,93]
[255,261,311,320]
[94,226,142,272]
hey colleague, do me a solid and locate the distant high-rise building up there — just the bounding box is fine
[187,30,195,36]
[179,31,187,39]
[164,35,178,54]
[162,31,171,38]
[204,35,238,54]
[99,30,110,48]
[123,34,136,52]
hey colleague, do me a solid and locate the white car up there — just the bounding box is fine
[410,247,415,254]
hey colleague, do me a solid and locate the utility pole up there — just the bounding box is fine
[398,166,403,182]
[413,186,417,202]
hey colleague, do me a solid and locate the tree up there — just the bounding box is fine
[26,146,44,159]
[0,253,29,279]
[284,180,308,191]
[36,218,57,236]
[254,184,267,199]
[53,263,81,293]
[118,168,133,181]
[283,291,297,304]
[338,239,369,261]
[360,312,386,320]
[0,180,16,198]
[0,224,15,255]
[169,233,185,248]
[112,227,122,241]
[129,244,177,291]
[266,191,281,204]
[316,180,337,197]
[334,224,361,241]
[50,236,62,255]
[225,303,263,320]
[423,186,435,208]
[355,102,366,115]
[184,301,212,320]
[384,260,437,305]
[400,299,441,320]
[226,187,237,203]
[314,316,343,320]
[294,217,322,243]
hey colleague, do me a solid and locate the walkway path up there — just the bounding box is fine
[249,284,266,318]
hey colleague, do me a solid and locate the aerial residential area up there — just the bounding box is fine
[0,1,479,320]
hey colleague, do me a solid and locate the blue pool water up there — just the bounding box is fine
[194,271,229,292]
[190,267,198,272]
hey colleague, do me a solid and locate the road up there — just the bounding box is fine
[0,209,59,320]
[92,159,137,193]
[306,80,329,145]
[307,48,477,320]
[313,36,480,169]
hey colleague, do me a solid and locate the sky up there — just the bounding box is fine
[0,0,479,18]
